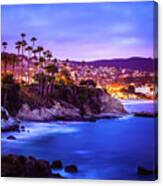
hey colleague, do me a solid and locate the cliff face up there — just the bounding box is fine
[98,90,126,114]
[17,85,126,121]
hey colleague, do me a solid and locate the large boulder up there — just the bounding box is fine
[7,135,16,140]
[137,166,157,176]
[51,160,63,169]
[64,164,78,173]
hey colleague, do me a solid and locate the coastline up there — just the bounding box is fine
[1,99,157,132]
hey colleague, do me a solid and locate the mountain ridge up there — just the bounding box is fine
[69,57,158,72]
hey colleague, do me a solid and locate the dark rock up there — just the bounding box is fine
[1,154,52,177]
[7,135,16,140]
[33,160,51,177]
[51,160,63,169]
[21,125,25,131]
[137,166,157,176]
[64,164,78,173]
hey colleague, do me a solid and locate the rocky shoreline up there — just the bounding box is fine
[1,154,157,179]
[1,154,78,178]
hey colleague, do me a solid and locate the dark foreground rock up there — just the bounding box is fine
[1,154,80,178]
[137,166,158,176]
[1,154,52,177]
[51,160,63,169]
[7,135,16,140]
[64,165,78,173]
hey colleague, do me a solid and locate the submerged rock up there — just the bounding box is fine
[7,135,16,140]
[64,165,78,173]
[137,166,157,176]
[20,125,25,131]
[51,160,63,169]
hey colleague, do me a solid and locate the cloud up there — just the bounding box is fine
[112,36,144,47]
[110,23,136,34]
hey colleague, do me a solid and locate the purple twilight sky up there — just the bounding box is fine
[1,1,156,61]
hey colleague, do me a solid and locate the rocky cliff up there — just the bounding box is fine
[16,85,126,121]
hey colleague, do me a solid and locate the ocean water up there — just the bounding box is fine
[1,111,158,180]
[122,100,157,113]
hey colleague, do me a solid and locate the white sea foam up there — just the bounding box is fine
[75,150,91,155]
[118,115,134,120]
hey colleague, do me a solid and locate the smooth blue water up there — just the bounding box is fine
[1,115,157,180]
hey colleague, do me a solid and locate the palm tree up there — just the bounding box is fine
[15,41,22,55]
[25,46,33,57]
[33,72,46,97]
[32,49,37,59]
[46,50,53,61]
[43,51,48,61]
[20,33,27,57]
[2,41,8,52]
[15,41,22,81]
[21,33,26,40]
[32,49,40,73]
[44,64,58,94]
[39,56,46,68]
[21,40,27,55]
[37,46,44,58]
[19,33,27,83]
[31,37,37,48]
[20,39,27,82]
[25,46,33,84]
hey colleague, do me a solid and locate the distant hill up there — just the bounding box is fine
[70,57,158,72]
